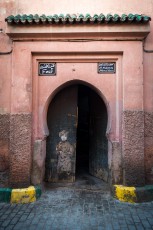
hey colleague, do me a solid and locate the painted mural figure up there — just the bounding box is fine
[56,130,75,178]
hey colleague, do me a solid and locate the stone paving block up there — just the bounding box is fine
[132,215,140,223]
[127,225,137,230]
[28,225,37,230]
[1,219,11,227]
[0,214,8,220]
[14,222,26,230]
[135,223,145,230]
[147,217,153,225]
[43,226,51,230]
[19,214,29,222]
[143,211,152,218]
[5,225,14,230]
[141,219,151,228]
[138,214,147,220]
[9,217,20,225]
[105,224,113,230]
[98,227,106,230]
[125,217,134,224]
[112,224,120,230]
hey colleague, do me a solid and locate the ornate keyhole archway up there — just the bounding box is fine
[44,82,109,183]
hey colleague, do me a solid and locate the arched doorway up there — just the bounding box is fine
[45,84,108,183]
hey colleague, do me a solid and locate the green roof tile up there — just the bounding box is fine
[20,14,27,23]
[83,14,91,22]
[78,14,84,19]
[143,15,150,22]
[65,14,71,19]
[46,15,53,24]
[5,13,151,25]
[7,15,14,23]
[93,14,99,20]
[98,13,105,22]
[113,14,120,22]
[85,14,91,19]
[59,14,64,19]
[14,14,21,23]
[26,14,33,23]
[121,14,127,22]
[40,14,47,23]
[105,14,113,22]
[128,13,135,22]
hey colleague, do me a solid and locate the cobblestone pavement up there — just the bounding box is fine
[0,175,153,230]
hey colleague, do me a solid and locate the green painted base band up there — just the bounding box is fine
[0,188,12,203]
[0,186,41,203]
[113,185,153,203]
[136,185,153,202]
[35,185,42,199]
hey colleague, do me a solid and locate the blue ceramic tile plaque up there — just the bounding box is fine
[39,63,56,76]
[98,62,116,74]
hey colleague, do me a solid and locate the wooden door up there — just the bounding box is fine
[45,85,78,182]
[89,91,108,182]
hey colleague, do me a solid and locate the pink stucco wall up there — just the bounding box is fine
[0,0,153,112]
[0,0,153,187]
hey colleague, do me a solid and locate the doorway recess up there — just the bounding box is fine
[45,84,108,183]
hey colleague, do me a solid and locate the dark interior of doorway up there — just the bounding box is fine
[76,85,90,176]
[76,84,108,182]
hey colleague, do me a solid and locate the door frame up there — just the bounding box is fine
[32,52,123,186]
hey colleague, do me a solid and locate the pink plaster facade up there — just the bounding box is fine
[0,0,153,188]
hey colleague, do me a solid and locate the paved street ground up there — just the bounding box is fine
[0,173,153,230]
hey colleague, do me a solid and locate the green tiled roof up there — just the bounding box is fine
[5,13,151,25]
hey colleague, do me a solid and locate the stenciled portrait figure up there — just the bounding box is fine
[56,130,75,181]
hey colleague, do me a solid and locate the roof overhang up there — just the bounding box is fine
[5,14,151,41]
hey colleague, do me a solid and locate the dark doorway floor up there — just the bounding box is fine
[44,168,110,192]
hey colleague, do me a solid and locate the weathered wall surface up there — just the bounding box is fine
[122,111,145,186]
[0,0,153,187]
[31,139,46,185]
[144,112,153,184]
[111,142,122,185]
[9,114,32,188]
[0,0,152,16]
[0,114,10,187]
